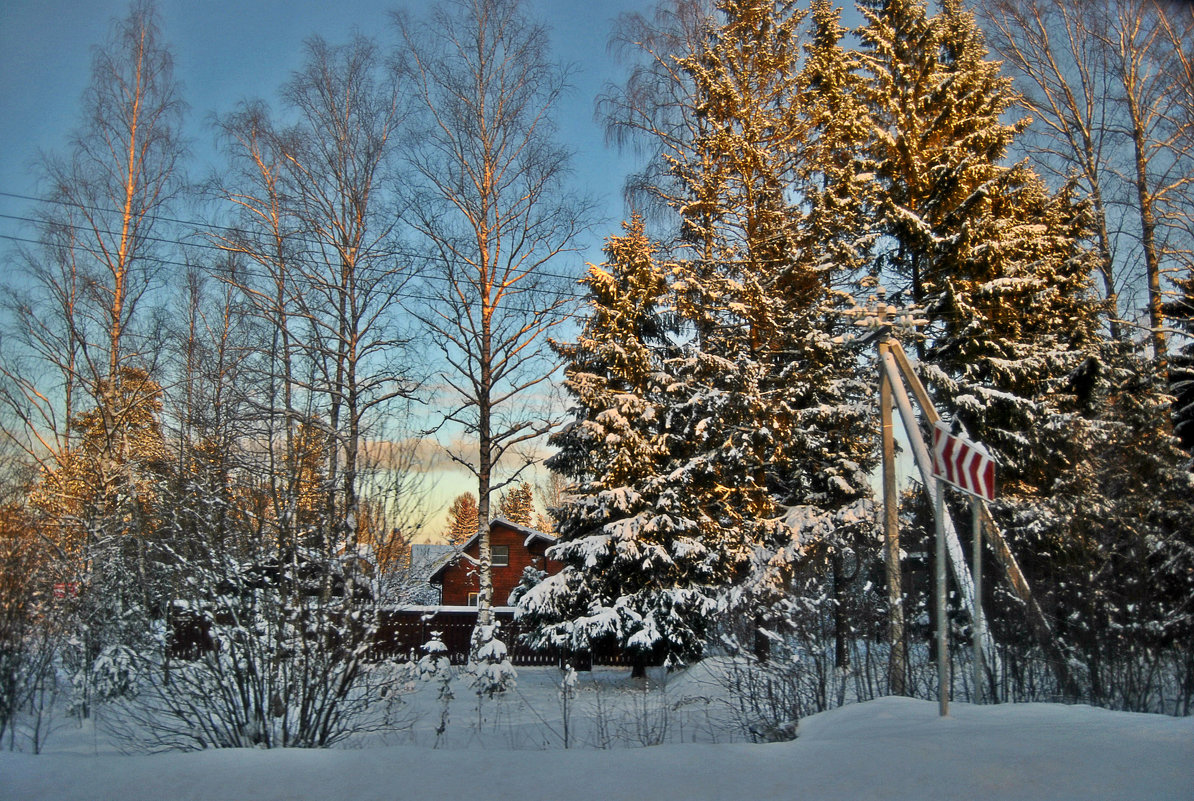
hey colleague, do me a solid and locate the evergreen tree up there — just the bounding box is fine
[496,482,536,528]
[517,219,718,671]
[1010,343,1194,706]
[800,0,877,282]
[444,493,479,545]
[1167,269,1194,459]
[665,0,877,657]
[31,367,170,712]
[857,0,1194,705]
[855,0,1105,494]
[526,1,877,668]
[660,0,812,647]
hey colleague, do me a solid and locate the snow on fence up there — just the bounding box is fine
[168,605,632,668]
[371,608,632,667]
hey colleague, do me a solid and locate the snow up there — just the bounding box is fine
[3,666,1190,801]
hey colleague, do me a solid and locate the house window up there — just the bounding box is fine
[492,545,509,567]
[467,592,479,606]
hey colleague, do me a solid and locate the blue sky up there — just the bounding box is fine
[0,0,645,258]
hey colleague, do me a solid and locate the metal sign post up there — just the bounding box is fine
[877,308,907,696]
[934,469,949,716]
[931,420,996,710]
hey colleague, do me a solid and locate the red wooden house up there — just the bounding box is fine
[428,517,561,607]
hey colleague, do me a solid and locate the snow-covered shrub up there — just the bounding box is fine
[623,678,670,747]
[417,631,454,746]
[717,657,801,743]
[558,664,577,748]
[91,644,140,704]
[468,622,516,698]
[107,540,386,751]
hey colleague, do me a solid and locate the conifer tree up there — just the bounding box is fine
[854,0,1102,486]
[1009,342,1194,705]
[528,2,878,668]
[517,219,719,672]
[496,482,536,528]
[444,493,479,546]
[800,0,877,281]
[1167,270,1194,458]
[665,0,877,657]
[31,366,170,708]
[856,0,1194,703]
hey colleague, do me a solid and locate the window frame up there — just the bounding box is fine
[491,545,510,567]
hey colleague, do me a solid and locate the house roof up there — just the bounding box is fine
[427,518,556,583]
[408,544,456,580]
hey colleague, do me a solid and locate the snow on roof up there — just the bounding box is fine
[408,544,456,581]
[427,518,556,582]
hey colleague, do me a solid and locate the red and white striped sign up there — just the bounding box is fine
[932,422,995,501]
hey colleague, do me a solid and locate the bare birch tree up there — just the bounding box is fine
[275,35,416,558]
[598,0,715,234]
[981,0,1194,358]
[395,0,590,667]
[212,35,416,561]
[2,0,184,466]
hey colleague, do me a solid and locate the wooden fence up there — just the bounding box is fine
[372,608,632,667]
[169,605,632,668]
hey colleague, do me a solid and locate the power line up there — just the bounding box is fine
[0,187,604,316]
[4,189,1157,334]
[0,189,596,289]
[0,231,595,322]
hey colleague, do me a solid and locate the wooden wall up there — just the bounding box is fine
[437,521,561,607]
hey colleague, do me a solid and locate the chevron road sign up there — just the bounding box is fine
[932,421,996,502]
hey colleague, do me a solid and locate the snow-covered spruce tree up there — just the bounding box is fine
[536,1,877,673]
[726,0,885,672]
[855,0,1101,680]
[800,0,878,276]
[855,0,1106,528]
[855,0,1194,707]
[517,218,719,675]
[30,367,172,716]
[663,0,877,663]
[856,0,1022,313]
[416,631,454,746]
[658,0,810,656]
[1009,341,1194,711]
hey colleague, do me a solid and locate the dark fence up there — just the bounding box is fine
[169,605,631,668]
[372,608,632,667]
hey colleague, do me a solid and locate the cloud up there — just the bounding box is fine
[359,437,452,473]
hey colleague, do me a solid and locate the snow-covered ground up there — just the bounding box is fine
[3,662,1191,801]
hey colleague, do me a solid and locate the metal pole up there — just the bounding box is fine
[972,495,984,704]
[936,476,949,717]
